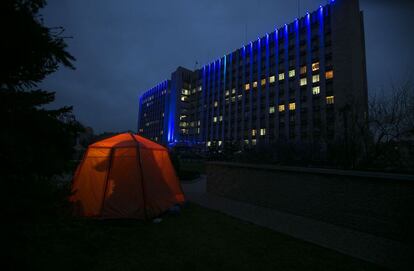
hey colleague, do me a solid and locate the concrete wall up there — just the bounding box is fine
[206,162,414,243]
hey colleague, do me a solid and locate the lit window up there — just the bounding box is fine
[179,115,187,120]
[278,104,285,112]
[260,128,266,136]
[181,96,188,102]
[300,66,307,74]
[289,69,295,78]
[269,76,275,83]
[312,62,320,72]
[312,86,320,95]
[326,70,334,79]
[213,116,217,123]
[326,96,335,104]
[245,83,250,90]
[252,129,256,136]
[279,73,285,81]
[219,115,223,121]
[198,86,202,91]
[238,94,242,100]
[207,141,211,147]
[300,78,307,86]
[214,101,218,107]
[197,128,200,134]
[269,106,275,114]
[312,74,320,83]
[253,81,258,88]
[181,89,190,95]
[232,88,236,94]
[244,139,249,144]
[252,139,257,145]
[289,103,296,110]
[218,141,222,146]
[225,90,230,96]
[231,96,236,102]
[261,78,266,86]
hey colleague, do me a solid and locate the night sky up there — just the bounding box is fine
[41,0,414,133]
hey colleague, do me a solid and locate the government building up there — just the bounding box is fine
[138,0,368,149]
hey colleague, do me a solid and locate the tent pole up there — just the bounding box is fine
[130,133,148,221]
[100,148,115,217]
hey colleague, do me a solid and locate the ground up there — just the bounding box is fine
[13,203,383,271]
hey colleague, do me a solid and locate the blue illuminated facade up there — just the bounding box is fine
[138,0,368,149]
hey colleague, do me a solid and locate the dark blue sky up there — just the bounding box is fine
[41,0,414,133]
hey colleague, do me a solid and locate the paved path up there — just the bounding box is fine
[182,176,413,270]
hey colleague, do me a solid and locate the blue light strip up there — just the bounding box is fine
[222,54,227,142]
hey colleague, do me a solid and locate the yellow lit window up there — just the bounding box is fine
[289,69,295,78]
[260,128,266,136]
[218,141,222,146]
[269,76,275,83]
[213,116,217,123]
[278,104,285,112]
[245,83,250,90]
[207,141,211,147]
[312,62,320,72]
[253,81,258,88]
[279,73,285,81]
[326,96,335,104]
[261,78,266,86]
[312,74,320,83]
[300,66,307,74]
[181,96,188,102]
[269,106,275,114]
[214,101,218,107]
[312,86,320,95]
[326,70,334,79]
[289,103,296,111]
[300,78,307,86]
[252,129,256,136]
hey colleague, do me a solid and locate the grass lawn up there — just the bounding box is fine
[13,203,383,271]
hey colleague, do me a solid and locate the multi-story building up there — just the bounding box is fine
[138,0,368,149]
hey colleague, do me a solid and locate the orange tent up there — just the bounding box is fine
[70,133,185,219]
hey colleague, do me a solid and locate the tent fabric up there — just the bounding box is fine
[70,133,185,219]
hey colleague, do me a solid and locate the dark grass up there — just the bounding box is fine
[11,203,384,271]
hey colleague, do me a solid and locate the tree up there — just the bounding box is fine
[366,81,414,171]
[0,0,81,219]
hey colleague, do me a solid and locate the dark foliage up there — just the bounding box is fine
[1,0,81,223]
